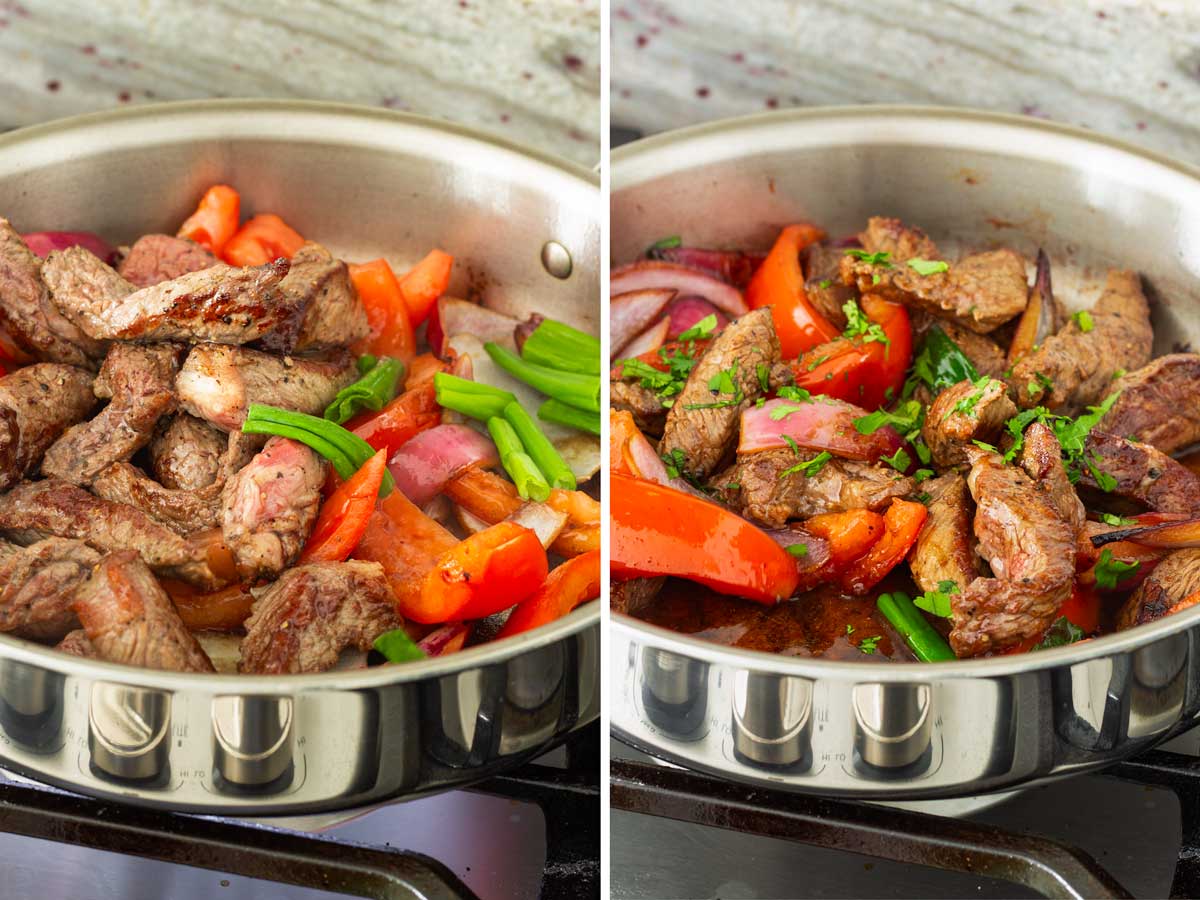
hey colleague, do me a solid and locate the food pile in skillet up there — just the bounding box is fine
[611,217,1200,661]
[0,185,600,674]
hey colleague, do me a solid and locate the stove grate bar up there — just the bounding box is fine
[610,760,1132,900]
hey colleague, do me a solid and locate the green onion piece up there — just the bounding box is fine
[356,353,378,375]
[373,628,427,663]
[487,417,550,501]
[241,419,357,480]
[521,319,601,375]
[433,372,516,420]
[876,592,956,662]
[484,342,600,412]
[538,398,601,436]
[324,357,404,424]
[504,401,575,490]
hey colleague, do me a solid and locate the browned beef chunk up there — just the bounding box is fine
[1081,431,1200,515]
[117,234,217,287]
[92,462,222,534]
[1117,549,1200,631]
[258,243,369,354]
[610,576,666,617]
[55,628,97,658]
[858,216,939,262]
[1097,354,1200,455]
[149,414,227,491]
[1013,270,1153,413]
[0,478,223,589]
[909,474,978,596]
[42,246,134,349]
[716,448,914,530]
[0,363,96,491]
[0,219,104,367]
[55,256,294,345]
[0,538,99,641]
[842,249,1028,334]
[239,561,401,674]
[73,551,214,672]
[801,244,855,329]
[659,308,778,479]
[610,378,667,436]
[176,343,356,431]
[41,343,182,485]
[220,436,324,580]
[922,377,1016,469]
[951,448,1076,657]
[1018,422,1085,532]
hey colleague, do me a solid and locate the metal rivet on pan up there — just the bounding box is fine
[541,241,573,279]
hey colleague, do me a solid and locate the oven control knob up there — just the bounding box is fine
[852,682,932,772]
[732,670,813,768]
[88,683,171,781]
[212,695,294,788]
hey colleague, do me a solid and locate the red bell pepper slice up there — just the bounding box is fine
[399,249,453,327]
[803,509,886,568]
[839,499,927,594]
[301,449,387,563]
[348,381,441,459]
[162,579,256,632]
[349,258,417,363]
[745,223,839,358]
[610,473,799,604]
[1060,582,1101,634]
[220,213,305,266]
[177,184,241,254]
[418,521,548,623]
[498,549,601,638]
[791,295,913,411]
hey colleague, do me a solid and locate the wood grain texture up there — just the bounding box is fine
[613,0,1200,161]
[0,0,600,165]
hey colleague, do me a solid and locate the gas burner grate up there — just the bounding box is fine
[611,751,1200,900]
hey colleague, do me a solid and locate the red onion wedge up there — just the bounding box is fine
[610,288,674,358]
[620,317,670,358]
[431,297,519,356]
[611,261,747,318]
[506,502,569,548]
[739,398,903,462]
[418,622,471,657]
[23,231,116,265]
[664,296,727,339]
[388,424,499,507]
[646,246,765,288]
[1091,515,1200,550]
[763,525,833,592]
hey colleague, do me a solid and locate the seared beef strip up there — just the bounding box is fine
[0,363,96,491]
[92,462,222,534]
[609,378,668,437]
[117,234,217,287]
[176,343,356,431]
[610,577,666,617]
[0,479,223,589]
[659,308,778,479]
[220,436,325,580]
[56,256,294,345]
[42,246,135,343]
[73,551,214,673]
[1080,431,1200,515]
[0,538,98,641]
[55,628,97,658]
[0,219,103,368]
[259,243,369,354]
[922,377,1016,469]
[1014,270,1153,413]
[716,448,914,529]
[41,342,182,485]
[1116,549,1200,631]
[950,447,1076,657]
[909,474,978,596]
[1098,354,1200,454]
[1018,422,1086,532]
[858,216,939,262]
[841,249,1028,334]
[149,414,227,490]
[239,561,401,674]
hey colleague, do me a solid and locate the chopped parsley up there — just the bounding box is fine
[725,481,741,491]
[782,434,801,456]
[1034,617,1086,650]
[913,467,934,482]
[756,362,771,392]
[786,543,809,558]
[912,437,932,465]
[1026,371,1055,396]
[914,491,932,504]
[853,399,923,438]
[661,448,688,479]
[677,314,718,342]
[818,278,833,289]
[778,385,812,402]
[858,635,883,655]
[648,235,682,251]
[781,451,833,478]
[842,299,890,347]
[907,258,950,276]
[845,623,855,635]
[1112,368,1126,380]
[1101,513,1137,527]
[805,354,830,372]
[1001,390,1122,484]
[973,440,998,453]
[684,365,744,410]
[618,350,696,407]
[880,447,911,473]
[770,403,809,421]
[844,249,892,267]
[1072,310,1095,333]
[913,580,958,618]
[1094,548,1139,589]
[948,375,997,420]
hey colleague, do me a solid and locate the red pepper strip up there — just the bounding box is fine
[301,449,387,563]
[220,213,305,267]
[162,579,255,632]
[791,295,913,411]
[405,352,449,390]
[803,509,886,568]
[349,258,417,363]
[1060,582,1101,634]
[355,490,458,621]
[610,473,799,604]
[745,223,838,358]
[839,499,928,595]
[399,249,453,327]
[418,521,549,623]
[498,549,601,638]
[348,381,441,459]
[177,184,241,254]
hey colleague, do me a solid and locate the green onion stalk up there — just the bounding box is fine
[503,401,575,490]
[433,372,516,421]
[538,398,600,436]
[487,417,550,501]
[484,343,600,412]
[520,319,601,375]
[324,356,404,424]
[876,592,956,662]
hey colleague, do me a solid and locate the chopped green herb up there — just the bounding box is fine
[1072,309,1095,333]
[676,314,718,342]
[881,447,911,472]
[805,354,830,372]
[782,434,801,456]
[907,258,950,276]
[786,543,809,558]
[756,362,770,392]
[1112,368,1127,380]
[725,481,741,490]
[777,385,812,402]
[872,273,881,285]
[948,375,996,420]
[648,235,682,251]
[1086,454,1117,492]
[373,628,427,663]
[685,364,744,410]
[913,437,932,465]
[853,400,924,437]
[661,448,688,480]
[973,440,998,453]
[845,623,855,635]
[913,580,958,618]
[1101,513,1137,527]
[818,278,833,289]
[769,403,808,421]
[1001,390,1122,484]
[913,467,934,482]
[884,386,895,402]
[1094,548,1140,589]
[781,451,833,478]
[915,491,932,504]
[844,249,892,267]
[858,635,883,654]
[1033,616,1086,650]
[842,299,890,347]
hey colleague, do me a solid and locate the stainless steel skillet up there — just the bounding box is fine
[0,99,599,813]
[610,105,1200,798]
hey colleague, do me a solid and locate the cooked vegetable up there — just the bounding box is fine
[430,298,519,357]
[485,342,600,412]
[398,248,453,327]
[877,592,956,662]
[498,549,601,637]
[611,261,747,317]
[1033,617,1086,651]
[504,401,575,490]
[417,622,471,657]
[539,398,601,436]
[745,223,839,358]
[645,244,766,288]
[324,356,404,424]
[434,372,517,421]
[349,380,442,459]
[1093,548,1141,590]
[620,318,671,358]
[1092,515,1200,550]
[488,416,550,501]
[176,184,240,254]
[840,500,928,594]
[373,628,427,663]
[349,258,417,363]
[610,289,674,358]
[302,448,388,562]
[221,213,305,266]
[803,509,886,567]
[907,325,980,395]
[162,579,256,632]
[521,318,601,375]
[388,424,499,508]
[22,230,116,263]
[739,396,904,461]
